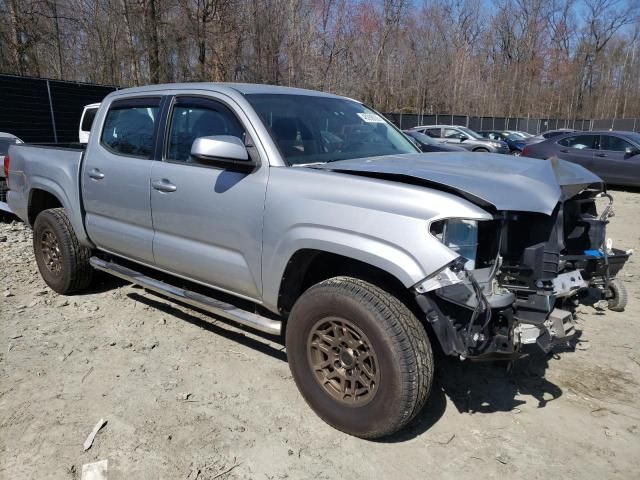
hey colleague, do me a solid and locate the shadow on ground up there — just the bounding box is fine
[128,291,287,363]
[380,333,581,443]
[113,282,576,444]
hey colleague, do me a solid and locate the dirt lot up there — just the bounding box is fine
[1,190,640,480]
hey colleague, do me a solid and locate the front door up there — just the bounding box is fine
[149,95,268,300]
[442,128,471,150]
[82,97,162,264]
[593,135,640,186]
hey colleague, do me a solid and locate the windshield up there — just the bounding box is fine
[406,130,437,145]
[457,127,483,139]
[245,94,418,165]
[623,132,640,145]
[0,137,21,155]
[507,131,527,139]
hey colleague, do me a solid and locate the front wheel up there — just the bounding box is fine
[286,277,433,439]
[33,208,93,294]
[474,147,489,153]
[607,278,628,312]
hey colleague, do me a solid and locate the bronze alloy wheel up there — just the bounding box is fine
[307,317,380,406]
[40,229,63,275]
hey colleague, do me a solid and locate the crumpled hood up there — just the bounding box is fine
[316,152,602,215]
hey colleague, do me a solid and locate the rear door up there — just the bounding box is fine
[555,134,598,170]
[594,135,640,185]
[149,95,268,300]
[82,97,162,264]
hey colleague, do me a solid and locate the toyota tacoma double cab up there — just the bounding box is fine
[5,83,630,438]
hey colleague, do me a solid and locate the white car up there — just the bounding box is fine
[79,103,101,143]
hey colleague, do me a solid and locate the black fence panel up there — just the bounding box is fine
[493,117,506,130]
[0,74,116,143]
[421,115,437,126]
[383,112,401,126]
[611,118,637,131]
[401,114,421,129]
[592,119,613,130]
[468,117,482,130]
[0,76,54,143]
[49,81,115,142]
[452,115,467,126]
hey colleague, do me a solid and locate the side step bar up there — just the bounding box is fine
[89,257,282,336]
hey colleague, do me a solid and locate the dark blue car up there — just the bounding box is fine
[478,130,528,156]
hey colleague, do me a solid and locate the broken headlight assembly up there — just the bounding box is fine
[429,218,502,270]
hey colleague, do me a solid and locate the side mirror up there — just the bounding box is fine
[459,135,468,141]
[625,146,640,157]
[191,135,257,172]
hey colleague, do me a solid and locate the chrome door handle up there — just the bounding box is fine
[88,168,105,180]
[596,153,606,157]
[151,179,177,193]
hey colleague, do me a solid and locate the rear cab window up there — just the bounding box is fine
[101,97,161,158]
[81,107,99,132]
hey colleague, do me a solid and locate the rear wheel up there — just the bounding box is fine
[33,208,93,294]
[286,276,433,439]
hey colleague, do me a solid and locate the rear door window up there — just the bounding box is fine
[101,98,160,158]
[424,128,442,138]
[558,135,598,150]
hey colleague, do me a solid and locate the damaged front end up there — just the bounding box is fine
[321,152,631,359]
[414,189,631,360]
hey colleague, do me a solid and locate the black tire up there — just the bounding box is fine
[33,208,93,294]
[607,278,628,312]
[286,276,433,439]
[474,147,489,153]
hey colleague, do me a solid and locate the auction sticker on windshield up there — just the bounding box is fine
[357,112,386,123]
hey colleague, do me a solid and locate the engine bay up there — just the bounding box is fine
[417,188,631,359]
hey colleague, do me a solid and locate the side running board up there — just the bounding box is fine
[89,257,282,336]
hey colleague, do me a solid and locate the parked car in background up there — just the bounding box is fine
[79,103,100,143]
[409,125,509,153]
[478,130,527,155]
[507,130,533,138]
[403,129,466,152]
[1,132,23,212]
[524,128,577,145]
[522,130,640,186]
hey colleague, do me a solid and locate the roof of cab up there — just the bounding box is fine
[109,82,351,100]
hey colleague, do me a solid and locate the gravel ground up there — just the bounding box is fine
[1,189,639,480]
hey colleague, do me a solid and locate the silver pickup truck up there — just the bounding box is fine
[6,83,630,438]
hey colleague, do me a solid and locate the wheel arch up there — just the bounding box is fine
[27,178,91,246]
[276,248,420,317]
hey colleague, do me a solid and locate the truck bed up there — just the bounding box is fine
[6,143,89,244]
